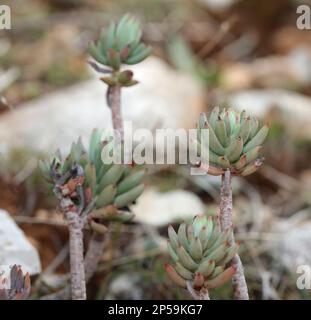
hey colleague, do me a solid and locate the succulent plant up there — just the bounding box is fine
[0,265,31,300]
[39,14,149,300]
[40,129,145,230]
[89,14,151,87]
[195,107,269,176]
[165,214,238,293]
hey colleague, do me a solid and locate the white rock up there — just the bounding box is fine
[225,89,311,139]
[106,274,143,300]
[197,0,236,12]
[272,218,311,273]
[0,209,41,275]
[0,68,20,92]
[0,56,204,155]
[288,46,311,85]
[222,46,311,90]
[131,188,205,226]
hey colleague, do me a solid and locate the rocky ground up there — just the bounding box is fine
[0,0,311,299]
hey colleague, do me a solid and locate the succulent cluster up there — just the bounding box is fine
[89,14,151,87]
[40,129,145,230]
[0,265,31,300]
[196,107,269,176]
[165,215,238,291]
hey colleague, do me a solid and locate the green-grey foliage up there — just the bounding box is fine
[196,107,269,176]
[165,215,238,291]
[89,14,151,73]
[40,129,145,229]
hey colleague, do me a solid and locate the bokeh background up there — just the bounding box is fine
[0,0,311,299]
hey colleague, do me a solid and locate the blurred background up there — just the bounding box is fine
[0,0,311,299]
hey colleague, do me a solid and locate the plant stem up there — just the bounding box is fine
[78,82,123,292]
[108,84,123,140]
[186,281,210,300]
[219,169,249,300]
[40,234,107,300]
[83,81,124,283]
[65,211,86,300]
[80,82,123,291]
[42,81,123,301]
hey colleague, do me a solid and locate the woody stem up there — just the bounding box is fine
[219,169,249,300]
[65,211,86,300]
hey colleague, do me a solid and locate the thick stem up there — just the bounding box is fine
[186,282,210,300]
[108,84,123,141]
[65,211,86,300]
[220,169,249,300]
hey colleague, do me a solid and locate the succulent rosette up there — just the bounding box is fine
[40,129,145,231]
[89,14,151,87]
[196,107,269,176]
[165,214,238,291]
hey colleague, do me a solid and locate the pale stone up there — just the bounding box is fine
[197,0,236,12]
[131,188,205,226]
[0,209,41,275]
[222,46,311,90]
[0,56,204,155]
[225,89,311,140]
[272,217,311,273]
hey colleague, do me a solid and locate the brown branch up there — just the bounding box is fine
[84,233,107,282]
[197,16,237,59]
[65,211,86,300]
[220,169,249,300]
[13,215,67,227]
[40,287,69,300]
